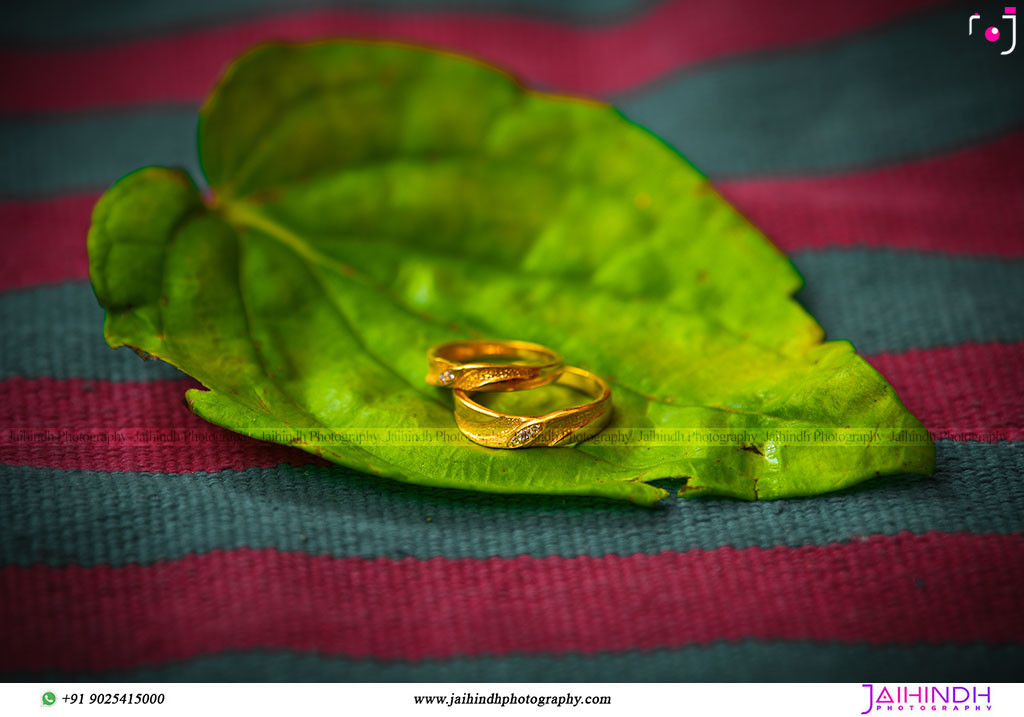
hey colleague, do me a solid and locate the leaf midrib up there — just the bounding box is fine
[219,198,670,471]
[218,199,866,436]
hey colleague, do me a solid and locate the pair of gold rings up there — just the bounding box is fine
[426,340,613,449]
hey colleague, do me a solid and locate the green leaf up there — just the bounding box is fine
[87,41,934,505]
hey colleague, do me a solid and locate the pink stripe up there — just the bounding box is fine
[716,130,1024,257]
[866,342,1024,441]
[0,193,96,290]
[0,342,1018,472]
[0,377,327,472]
[0,0,941,112]
[2,533,1020,671]
[1,126,1021,293]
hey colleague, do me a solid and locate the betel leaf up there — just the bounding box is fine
[87,41,934,505]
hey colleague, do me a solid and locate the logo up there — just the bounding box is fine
[969,8,1017,54]
[860,684,993,713]
[41,692,56,707]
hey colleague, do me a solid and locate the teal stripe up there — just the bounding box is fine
[3,248,1022,382]
[4,7,1022,196]
[0,282,184,382]
[2,0,655,44]
[0,109,200,198]
[793,249,1024,354]
[617,6,1024,177]
[9,642,1023,682]
[2,442,1020,568]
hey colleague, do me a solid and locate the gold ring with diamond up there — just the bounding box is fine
[426,339,564,392]
[452,365,612,448]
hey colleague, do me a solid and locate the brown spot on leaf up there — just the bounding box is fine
[248,188,285,203]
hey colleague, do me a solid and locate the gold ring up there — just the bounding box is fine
[426,339,564,392]
[453,366,613,448]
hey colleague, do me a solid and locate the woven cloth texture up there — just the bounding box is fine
[1,0,1022,681]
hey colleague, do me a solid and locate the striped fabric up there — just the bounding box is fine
[1,0,1022,681]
